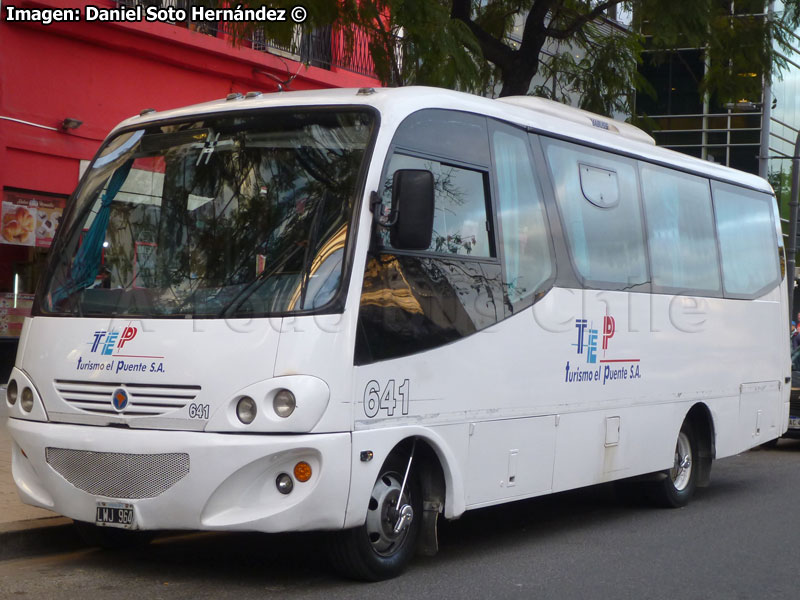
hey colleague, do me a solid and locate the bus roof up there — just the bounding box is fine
[117,86,773,195]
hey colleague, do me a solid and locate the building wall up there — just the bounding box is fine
[636,1,778,175]
[767,2,800,212]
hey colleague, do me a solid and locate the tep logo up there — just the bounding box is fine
[573,316,615,364]
[89,326,137,356]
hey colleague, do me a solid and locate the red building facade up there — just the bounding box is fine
[0,0,380,371]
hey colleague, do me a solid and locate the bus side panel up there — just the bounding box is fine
[550,404,679,493]
[272,313,358,434]
[351,310,557,518]
[466,416,556,505]
[349,274,784,517]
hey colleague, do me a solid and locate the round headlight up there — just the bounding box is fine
[6,379,18,405]
[20,387,34,413]
[273,389,296,418]
[236,396,257,424]
[276,473,294,495]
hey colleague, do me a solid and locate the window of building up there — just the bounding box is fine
[491,125,552,306]
[640,165,721,294]
[544,139,647,288]
[713,182,780,297]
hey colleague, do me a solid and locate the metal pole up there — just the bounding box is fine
[787,130,800,322]
[759,1,774,179]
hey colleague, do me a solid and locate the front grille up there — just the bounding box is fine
[46,448,190,499]
[54,380,200,417]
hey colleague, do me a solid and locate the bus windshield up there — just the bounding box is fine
[40,108,375,318]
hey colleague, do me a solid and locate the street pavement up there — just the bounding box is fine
[1,442,800,598]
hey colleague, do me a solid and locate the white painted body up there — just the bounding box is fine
[5,87,790,533]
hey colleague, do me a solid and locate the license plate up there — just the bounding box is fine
[789,416,800,430]
[95,501,135,529]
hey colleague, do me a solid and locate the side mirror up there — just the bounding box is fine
[389,169,435,251]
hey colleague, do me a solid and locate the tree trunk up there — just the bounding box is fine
[498,56,541,97]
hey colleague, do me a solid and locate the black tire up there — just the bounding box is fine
[761,437,780,449]
[74,521,154,550]
[647,420,698,508]
[328,455,422,581]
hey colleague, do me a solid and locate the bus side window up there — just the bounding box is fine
[380,153,492,258]
[490,124,553,309]
[712,183,780,298]
[543,139,647,290]
[640,164,721,295]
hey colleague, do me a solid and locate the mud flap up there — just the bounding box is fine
[417,500,440,557]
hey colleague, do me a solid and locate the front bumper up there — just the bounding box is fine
[8,419,352,532]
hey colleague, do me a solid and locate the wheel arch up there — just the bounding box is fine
[346,427,465,530]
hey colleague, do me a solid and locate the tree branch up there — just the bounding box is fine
[545,0,627,40]
[450,0,515,68]
[517,0,559,64]
[373,10,403,85]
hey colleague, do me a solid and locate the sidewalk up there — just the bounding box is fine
[0,415,57,524]
[0,392,77,560]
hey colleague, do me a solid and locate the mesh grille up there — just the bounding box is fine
[46,448,190,499]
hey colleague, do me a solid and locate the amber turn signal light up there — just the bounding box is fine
[294,461,312,482]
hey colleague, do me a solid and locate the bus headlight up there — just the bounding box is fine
[205,376,329,433]
[273,389,296,418]
[5,368,47,422]
[20,387,34,412]
[6,379,18,405]
[236,396,257,424]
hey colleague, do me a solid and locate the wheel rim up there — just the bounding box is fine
[670,431,692,491]
[364,470,411,557]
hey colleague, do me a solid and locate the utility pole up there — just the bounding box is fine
[788,129,800,321]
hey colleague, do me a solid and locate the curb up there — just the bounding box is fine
[0,517,83,561]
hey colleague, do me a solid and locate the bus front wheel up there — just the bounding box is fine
[648,421,698,508]
[329,456,422,581]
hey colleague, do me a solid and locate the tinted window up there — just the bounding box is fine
[381,154,492,257]
[641,165,720,294]
[356,254,502,364]
[491,126,552,306]
[392,109,490,166]
[713,183,779,296]
[544,139,647,287]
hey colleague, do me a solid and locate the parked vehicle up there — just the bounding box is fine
[4,87,790,580]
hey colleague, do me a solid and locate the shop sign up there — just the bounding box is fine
[2,190,65,248]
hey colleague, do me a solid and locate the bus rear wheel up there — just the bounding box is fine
[329,456,422,581]
[648,421,698,508]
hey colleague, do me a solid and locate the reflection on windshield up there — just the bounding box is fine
[42,109,374,317]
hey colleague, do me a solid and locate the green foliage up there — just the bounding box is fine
[354,0,485,89]
[203,0,800,116]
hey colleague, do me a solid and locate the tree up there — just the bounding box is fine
[210,1,800,116]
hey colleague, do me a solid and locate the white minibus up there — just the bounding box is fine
[4,86,789,580]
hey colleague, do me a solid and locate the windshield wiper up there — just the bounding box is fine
[215,242,306,318]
